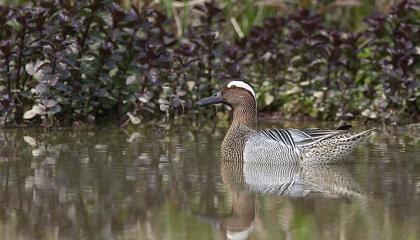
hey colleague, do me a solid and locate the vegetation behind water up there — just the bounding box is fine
[0,0,419,127]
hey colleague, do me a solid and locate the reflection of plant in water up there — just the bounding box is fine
[0,128,162,239]
[0,123,419,239]
[0,124,226,239]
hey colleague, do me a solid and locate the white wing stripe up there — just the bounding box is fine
[258,129,297,149]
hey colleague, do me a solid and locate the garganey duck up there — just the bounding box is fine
[197,80,373,164]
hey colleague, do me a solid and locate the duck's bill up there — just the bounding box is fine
[196,91,224,106]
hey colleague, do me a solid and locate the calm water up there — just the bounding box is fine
[0,121,419,240]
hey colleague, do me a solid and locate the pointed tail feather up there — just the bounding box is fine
[349,128,375,143]
[301,129,374,164]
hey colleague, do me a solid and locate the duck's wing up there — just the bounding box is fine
[246,129,302,164]
[298,124,351,137]
[258,126,351,147]
[258,129,298,148]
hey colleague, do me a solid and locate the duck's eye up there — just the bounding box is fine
[230,85,236,89]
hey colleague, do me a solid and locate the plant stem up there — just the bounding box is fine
[93,56,105,84]
[79,12,94,57]
[75,8,96,83]
[5,55,10,93]
[322,61,331,105]
[16,26,26,90]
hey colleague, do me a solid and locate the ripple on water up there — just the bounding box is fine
[0,123,418,240]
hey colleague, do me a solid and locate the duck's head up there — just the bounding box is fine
[196,80,256,108]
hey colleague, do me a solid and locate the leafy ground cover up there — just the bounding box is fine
[0,0,419,127]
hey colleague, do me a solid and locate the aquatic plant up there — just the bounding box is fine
[0,0,418,127]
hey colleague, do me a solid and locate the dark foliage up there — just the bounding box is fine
[0,0,419,127]
[237,2,420,122]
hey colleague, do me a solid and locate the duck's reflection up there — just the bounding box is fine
[200,155,364,239]
[244,163,364,199]
[219,161,256,240]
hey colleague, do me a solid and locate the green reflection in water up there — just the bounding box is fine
[0,122,419,240]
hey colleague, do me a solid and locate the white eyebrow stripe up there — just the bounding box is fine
[227,81,256,100]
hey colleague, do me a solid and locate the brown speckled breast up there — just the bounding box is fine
[221,122,255,163]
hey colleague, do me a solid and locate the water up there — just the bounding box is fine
[0,122,419,240]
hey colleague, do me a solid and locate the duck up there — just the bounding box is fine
[197,80,374,164]
[197,135,364,240]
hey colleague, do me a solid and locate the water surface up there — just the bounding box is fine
[0,122,419,240]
